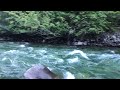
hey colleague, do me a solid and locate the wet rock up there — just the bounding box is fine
[74,41,87,46]
[24,64,59,79]
[74,31,120,47]
[101,32,120,47]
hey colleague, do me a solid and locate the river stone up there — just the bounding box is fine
[24,64,59,79]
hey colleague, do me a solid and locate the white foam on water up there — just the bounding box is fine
[88,54,96,56]
[57,58,64,63]
[4,50,27,55]
[98,54,118,60]
[24,42,29,45]
[19,45,25,48]
[36,50,47,55]
[1,57,7,61]
[54,58,64,64]
[9,58,17,67]
[5,50,17,53]
[40,50,47,53]
[77,73,85,78]
[27,47,34,52]
[47,67,53,71]
[68,50,90,60]
[20,61,27,66]
[105,50,115,54]
[110,50,115,54]
[67,57,79,63]
[63,71,75,79]
[29,54,36,58]
[49,55,54,58]
[3,50,17,56]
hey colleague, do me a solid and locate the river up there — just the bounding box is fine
[0,41,120,79]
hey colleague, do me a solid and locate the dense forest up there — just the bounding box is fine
[0,11,120,45]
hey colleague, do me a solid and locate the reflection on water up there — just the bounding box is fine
[0,41,120,79]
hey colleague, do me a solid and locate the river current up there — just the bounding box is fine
[0,41,120,79]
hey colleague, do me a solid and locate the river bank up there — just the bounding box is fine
[73,31,120,47]
[0,31,120,47]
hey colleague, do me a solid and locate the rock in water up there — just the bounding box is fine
[24,64,59,79]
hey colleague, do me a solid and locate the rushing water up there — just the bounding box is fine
[0,41,120,79]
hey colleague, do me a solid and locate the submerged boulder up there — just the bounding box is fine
[24,64,59,79]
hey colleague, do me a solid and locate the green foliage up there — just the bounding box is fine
[0,11,119,40]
